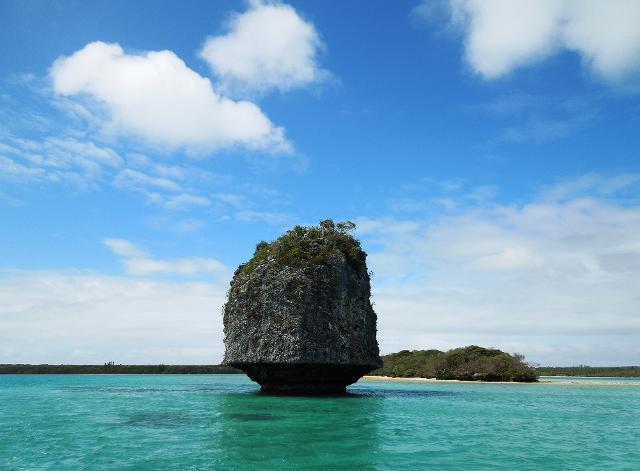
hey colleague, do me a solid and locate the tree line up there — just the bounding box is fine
[0,364,242,374]
[536,366,640,378]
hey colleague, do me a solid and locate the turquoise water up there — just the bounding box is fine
[1,375,639,470]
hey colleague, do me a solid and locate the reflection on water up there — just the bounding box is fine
[349,386,457,399]
[213,390,385,469]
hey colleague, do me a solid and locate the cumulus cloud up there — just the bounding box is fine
[436,0,640,81]
[50,41,290,153]
[358,174,640,365]
[104,238,227,277]
[199,1,326,93]
[3,176,639,365]
[0,271,228,364]
[0,240,228,364]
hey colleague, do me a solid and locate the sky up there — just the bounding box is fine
[1,0,639,366]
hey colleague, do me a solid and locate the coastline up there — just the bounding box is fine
[361,375,640,386]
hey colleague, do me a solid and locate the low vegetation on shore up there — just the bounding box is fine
[0,364,241,374]
[370,346,539,382]
[536,366,640,378]
[3,359,637,379]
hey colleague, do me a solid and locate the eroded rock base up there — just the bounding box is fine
[231,363,377,394]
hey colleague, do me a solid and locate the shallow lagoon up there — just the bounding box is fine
[1,374,639,469]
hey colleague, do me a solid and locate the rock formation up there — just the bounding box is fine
[223,220,382,393]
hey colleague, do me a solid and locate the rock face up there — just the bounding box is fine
[223,220,382,393]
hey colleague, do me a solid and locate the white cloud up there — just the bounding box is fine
[2,175,639,365]
[152,163,187,180]
[0,156,46,181]
[0,136,123,187]
[113,167,217,210]
[103,239,146,259]
[0,270,228,364]
[51,41,290,153]
[213,192,251,209]
[540,172,640,202]
[359,174,640,365]
[1,126,289,220]
[104,238,227,277]
[471,246,543,270]
[200,1,326,93]
[0,131,223,212]
[439,0,640,81]
[164,194,211,210]
[115,168,181,192]
[235,209,292,225]
[46,138,123,168]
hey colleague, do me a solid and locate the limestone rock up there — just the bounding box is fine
[223,220,381,393]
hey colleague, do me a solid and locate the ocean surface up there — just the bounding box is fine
[1,374,639,470]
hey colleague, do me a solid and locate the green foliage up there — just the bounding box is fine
[238,219,366,277]
[0,364,243,374]
[336,221,356,233]
[371,346,538,382]
[319,219,335,230]
[434,346,537,382]
[370,349,443,378]
[536,366,640,378]
[254,241,269,254]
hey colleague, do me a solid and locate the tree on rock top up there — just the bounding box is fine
[237,219,366,277]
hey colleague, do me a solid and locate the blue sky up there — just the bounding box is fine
[1,0,639,366]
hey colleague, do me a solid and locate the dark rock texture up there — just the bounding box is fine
[223,220,381,393]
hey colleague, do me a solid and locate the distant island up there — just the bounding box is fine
[2,354,638,379]
[370,346,538,382]
[0,364,242,374]
[535,366,640,378]
[369,347,640,381]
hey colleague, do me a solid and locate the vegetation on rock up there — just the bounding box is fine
[237,219,365,278]
[371,346,538,382]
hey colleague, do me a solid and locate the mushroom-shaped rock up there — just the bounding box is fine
[223,220,382,393]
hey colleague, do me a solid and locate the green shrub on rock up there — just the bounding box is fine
[237,219,365,277]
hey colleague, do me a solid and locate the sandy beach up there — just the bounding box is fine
[361,375,640,386]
